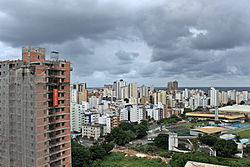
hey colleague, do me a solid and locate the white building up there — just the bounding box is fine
[120,108,129,121]
[70,102,84,132]
[83,112,100,124]
[146,106,162,121]
[71,88,78,103]
[210,87,219,107]
[82,124,105,140]
[88,96,101,109]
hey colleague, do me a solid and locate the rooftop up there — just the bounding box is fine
[218,105,250,113]
[191,126,226,134]
[186,112,245,119]
[185,161,229,167]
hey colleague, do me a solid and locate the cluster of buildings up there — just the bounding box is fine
[70,79,250,141]
[70,82,179,140]
[170,87,250,110]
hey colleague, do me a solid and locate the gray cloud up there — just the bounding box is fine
[0,0,250,86]
[115,50,139,64]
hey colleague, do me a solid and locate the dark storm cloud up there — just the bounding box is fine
[0,0,250,86]
[115,50,139,64]
[190,1,250,50]
[0,0,134,46]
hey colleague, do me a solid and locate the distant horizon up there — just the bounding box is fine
[85,86,250,92]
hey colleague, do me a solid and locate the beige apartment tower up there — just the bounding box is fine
[0,46,72,167]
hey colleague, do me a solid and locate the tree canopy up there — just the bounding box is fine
[200,134,218,146]
[71,140,114,167]
[105,121,148,145]
[154,134,169,149]
[214,139,238,157]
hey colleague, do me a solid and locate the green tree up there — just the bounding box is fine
[105,127,135,145]
[89,143,107,160]
[200,134,218,146]
[71,140,92,167]
[134,123,148,139]
[101,142,114,153]
[154,134,169,149]
[214,139,238,157]
[119,122,135,131]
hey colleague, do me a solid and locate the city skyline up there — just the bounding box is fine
[1,0,250,87]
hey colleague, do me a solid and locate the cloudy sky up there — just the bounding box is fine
[0,0,250,87]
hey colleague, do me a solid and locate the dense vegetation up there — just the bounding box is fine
[214,139,238,157]
[199,134,238,157]
[71,140,114,167]
[92,152,170,167]
[170,152,250,167]
[105,121,148,145]
[157,115,182,125]
[199,134,218,146]
[154,134,169,149]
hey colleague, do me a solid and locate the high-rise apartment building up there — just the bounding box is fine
[113,79,126,99]
[129,82,137,99]
[210,87,219,107]
[167,80,178,91]
[71,82,88,103]
[0,46,72,167]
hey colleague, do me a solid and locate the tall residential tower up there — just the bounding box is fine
[0,46,72,167]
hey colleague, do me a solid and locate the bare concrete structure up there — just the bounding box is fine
[0,46,72,167]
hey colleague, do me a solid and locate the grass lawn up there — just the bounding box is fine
[94,152,170,167]
[237,128,250,138]
[221,156,250,167]
[169,121,208,136]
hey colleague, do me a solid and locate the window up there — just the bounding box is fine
[61,64,65,67]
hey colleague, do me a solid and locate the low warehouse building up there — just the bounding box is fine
[190,126,227,136]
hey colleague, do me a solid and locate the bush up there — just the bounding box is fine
[160,151,172,158]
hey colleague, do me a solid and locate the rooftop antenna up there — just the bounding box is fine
[50,51,59,61]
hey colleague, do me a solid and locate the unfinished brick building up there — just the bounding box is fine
[0,46,72,167]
